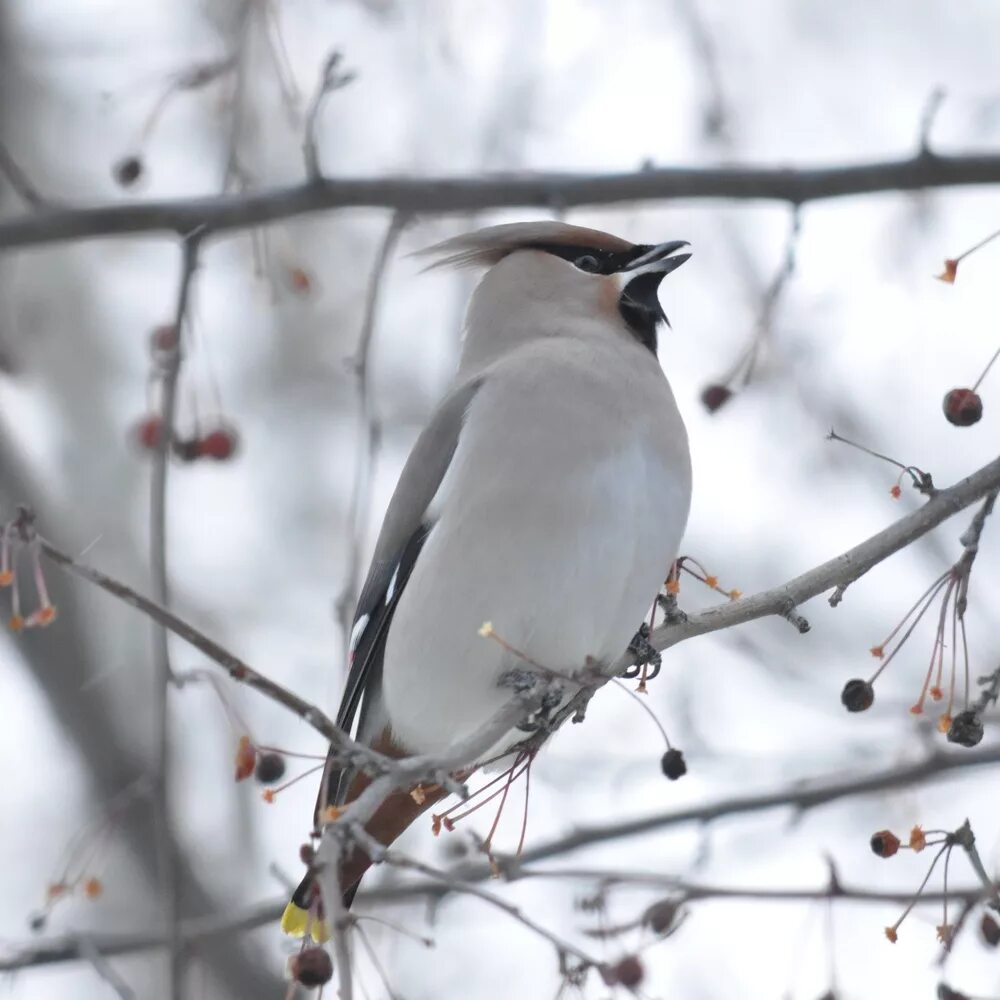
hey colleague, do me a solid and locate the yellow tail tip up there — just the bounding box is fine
[281,901,330,943]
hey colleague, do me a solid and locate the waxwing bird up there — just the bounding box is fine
[283,221,693,939]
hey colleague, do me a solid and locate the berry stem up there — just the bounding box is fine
[971,343,1000,392]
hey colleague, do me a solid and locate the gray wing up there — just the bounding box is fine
[314,376,484,822]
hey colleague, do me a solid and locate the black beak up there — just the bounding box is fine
[619,242,691,331]
[621,240,691,273]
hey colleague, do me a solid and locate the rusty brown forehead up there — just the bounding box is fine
[539,226,634,252]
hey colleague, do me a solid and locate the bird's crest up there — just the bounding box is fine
[416,221,634,271]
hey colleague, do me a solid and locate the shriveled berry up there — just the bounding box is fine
[172,437,201,463]
[199,428,239,461]
[289,947,333,988]
[660,748,686,780]
[608,956,644,989]
[254,752,286,784]
[841,678,874,712]
[942,388,983,427]
[980,913,1000,947]
[113,156,143,187]
[643,899,679,935]
[134,416,164,450]
[700,383,733,413]
[299,843,315,866]
[947,710,984,748]
[150,324,178,353]
[870,830,901,858]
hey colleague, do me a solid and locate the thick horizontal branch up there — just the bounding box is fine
[1,151,998,249]
[6,867,995,973]
[636,451,1000,659]
[507,744,1000,868]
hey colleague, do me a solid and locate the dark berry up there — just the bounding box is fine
[841,679,874,712]
[643,899,678,935]
[943,388,983,427]
[254,752,286,784]
[947,710,984,748]
[289,947,333,988]
[150,324,178,353]
[870,830,901,858]
[299,843,315,866]
[134,415,164,450]
[660,748,687,780]
[199,428,239,461]
[113,156,143,187]
[701,383,733,413]
[608,956,644,989]
[172,437,202,463]
[980,913,1000,947]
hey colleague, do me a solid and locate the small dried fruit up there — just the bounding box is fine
[604,956,644,989]
[700,383,733,414]
[841,678,874,712]
[980,913,1000,947]
[113,155,143,187]
[199,428,239,461]
[870,830,901,858]
[935,258,959,284]
[150,324,178,353]
[254,752,286,784]
[942,388,983,427]
[947,710,984,748]
[172,437,202,463]
[299,843,316,867]
[134,416,164,451]
[660,748,686,780]
[289,946,333,988]
[234,735,256,781]
[643,899,679,935]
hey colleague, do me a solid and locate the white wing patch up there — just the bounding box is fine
[348,613,370,655]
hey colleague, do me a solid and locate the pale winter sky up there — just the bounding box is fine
[2,2,1000,998]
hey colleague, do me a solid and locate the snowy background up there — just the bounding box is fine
[3,1,1000,998]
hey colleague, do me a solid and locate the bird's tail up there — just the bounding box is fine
[280,773,450,941]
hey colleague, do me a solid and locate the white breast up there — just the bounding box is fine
[381,336,691,756]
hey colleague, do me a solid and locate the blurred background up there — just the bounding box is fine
[2,1,1000,997]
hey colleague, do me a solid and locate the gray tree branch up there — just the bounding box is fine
[1,151,999,249]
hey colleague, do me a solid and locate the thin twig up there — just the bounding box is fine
[632,451,1000,663]
[0,141,44,207]
[75,936,136,1000]
[918,87,947,156]
[302,51,356,181]
[39,538,375,760]
[952,819,1000,912]
[335,211,410,650]
[149,230,203,1000]
[8,866,1000,974]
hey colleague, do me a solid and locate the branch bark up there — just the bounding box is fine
[1,151,1000,249]
[626,451,1000,663]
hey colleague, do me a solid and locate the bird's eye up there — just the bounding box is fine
[574,254,602,273]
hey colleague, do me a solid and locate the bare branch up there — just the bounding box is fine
[75,936,136,1000]
[148,231,203,1000]
[38,537,372,759]
[632,451,1000,662]
[3,152,1000,249]
[335,211,410,648]
[502,745,1000,869]
[0,140,44,207]
[302,52,356,181]
[8,867,1000,974]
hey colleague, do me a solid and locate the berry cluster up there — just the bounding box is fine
[132,416,239,462]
